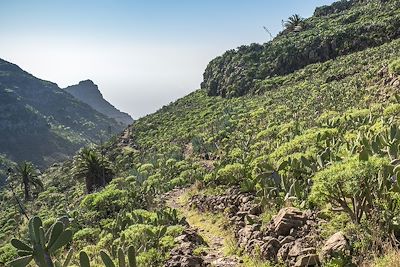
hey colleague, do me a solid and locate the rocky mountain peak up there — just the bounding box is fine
[64,80,134,126]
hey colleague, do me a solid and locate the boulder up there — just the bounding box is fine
[320,232,349,261]
[248,204,262,215]
[294,254,320,267]
[165,255,204,267]
[175,229,205,245]
[300,247,316,255]
[237,225,255,247]
[260,237,281,262]
[273,207,307,236]
[280,236,296,246]
[288,242,302,258]
[277,243,292,261]
[288,243,318,262]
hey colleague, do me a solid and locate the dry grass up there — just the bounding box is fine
[367,247,400,267]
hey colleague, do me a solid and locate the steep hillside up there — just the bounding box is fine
[201,0,400,97]
[64,80,134,126]
[0,59,124,167]
[2,0,400,266]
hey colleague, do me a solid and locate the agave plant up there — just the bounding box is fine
[7,216,72,267]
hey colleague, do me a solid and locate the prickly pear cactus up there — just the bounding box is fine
[97,245,137,267]
[7,216,72,267]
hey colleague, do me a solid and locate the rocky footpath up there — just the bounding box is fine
[188,187,350,266]
[163,189,241,267]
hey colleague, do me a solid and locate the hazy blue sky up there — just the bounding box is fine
[0,0,335,118]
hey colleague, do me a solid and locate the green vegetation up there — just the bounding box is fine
[8,216,72,267]
[13,162,43,201]
[311,157,389,224]
[73,147,114,193]
[283,14,304,32]
[0,155,16,186]
[389,59,400,75]
[2,0,400,266]
[202,0,400,97]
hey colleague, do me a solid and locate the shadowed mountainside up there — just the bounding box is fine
[0,58,124,167]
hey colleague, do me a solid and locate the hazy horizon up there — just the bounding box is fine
[0,0,335,118]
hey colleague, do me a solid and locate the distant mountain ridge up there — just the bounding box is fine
[0,58,124,167]
[64,80,133,126]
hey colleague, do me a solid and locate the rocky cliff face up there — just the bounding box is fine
[64,80,134,126]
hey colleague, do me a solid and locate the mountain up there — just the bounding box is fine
[64,80,134,126]
[0,58,124,168]
[2,0,400,266]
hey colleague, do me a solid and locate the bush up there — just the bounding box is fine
[122,224,157,247]
[136,248,164,267]
[270,128,337,162]
[310,156,389,224]
[383,104,400,117]
[319,212,351,240]
[73,227,101,244]
[389,59,400,75]
[213,163,245,185]
[0,244,17,265]
[81,184,129,219]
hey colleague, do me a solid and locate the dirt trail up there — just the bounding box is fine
[165,188,241,267]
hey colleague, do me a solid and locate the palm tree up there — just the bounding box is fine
[284,14,305,32]
[73,147,114,193]
[15,161,43,201]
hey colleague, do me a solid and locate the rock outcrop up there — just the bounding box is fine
[64,80,134,126]
[320,232,350,262]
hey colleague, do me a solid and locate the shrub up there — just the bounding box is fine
[383,104,400,117]
[310,156,389,224]
[214,163,245,185]
[81,184,129,219]
[319,212,351,239]
[73,227,101,244]
[122,224,157,247]
[270,128,337,162]
[389,59,400,75]
[136,248,164,267]
[0,244,17,265]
